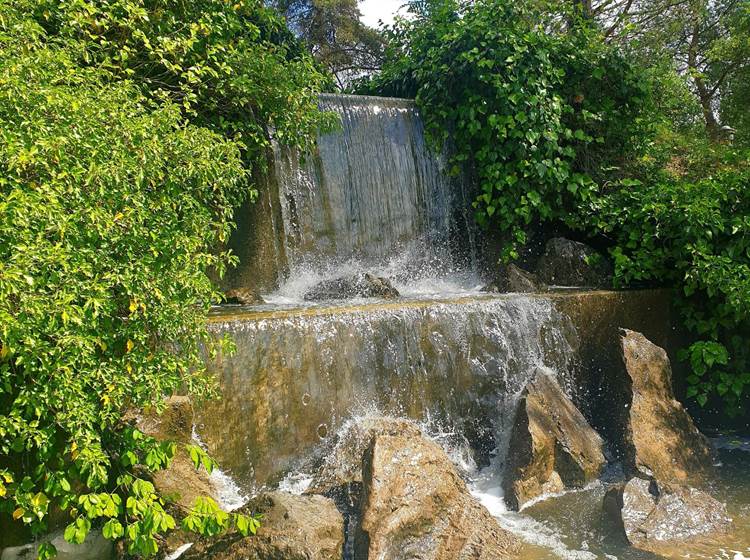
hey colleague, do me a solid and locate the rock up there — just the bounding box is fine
[224,287,264,305]
[138,396,194,443]
[535,237,612,287]
[619,330,714,485]
[306,416,423,494]
[182,491,344,560]
[604,477,731,556]
[503,368,606,510]
[1,529,113,560]
[482,264,545,293]
[354,432,522,560]
[303,273,399,301]
[137,397,218,513]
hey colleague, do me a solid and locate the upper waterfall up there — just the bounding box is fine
[226,94,481,300]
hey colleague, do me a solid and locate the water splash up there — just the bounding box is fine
[266,93,479,300]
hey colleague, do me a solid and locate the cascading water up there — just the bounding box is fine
[227,93,482,300]
[200,295,579,491]
[200,93,749,560]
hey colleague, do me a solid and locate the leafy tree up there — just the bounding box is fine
[271,0,384,86]
[587,0,750,140]
[0,0,329,556]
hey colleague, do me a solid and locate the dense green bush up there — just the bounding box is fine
[582,157,750,415]
[0,1,329,557]
[359,0,650,259]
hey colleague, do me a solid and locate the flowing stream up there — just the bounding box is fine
[202,93,750,560]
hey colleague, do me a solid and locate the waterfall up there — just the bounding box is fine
[226,94,480,297]
[198,295,579,493]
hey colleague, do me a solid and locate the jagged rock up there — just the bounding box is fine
[535,237,612,287]
[182,491,344,560]
[137,397,218,513]
[503,368,606,510]
[482,264,545,293]
[303,273,399,301]
[604,477,731,557]
[354,431,522,560]
[306,416,423,494]
[619,330,714,485]
[0,529,113,560]
[224,287,264,305]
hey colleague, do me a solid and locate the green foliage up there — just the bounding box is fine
[271,0,385,86]
[0,0,329,556]
[360,0,650,259]
[582,161,750,415]
[28,0,334,165]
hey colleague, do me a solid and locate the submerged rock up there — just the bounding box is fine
[354,431,521,560]
[619,329,714,485]
[182,491,344,560]
[224,287,264,305]
[0,529,113,560]
[535,237,612,287]
[604,477,731,556]
[503,368,606,510]
[303,273,399,301]
[483,263,545,293]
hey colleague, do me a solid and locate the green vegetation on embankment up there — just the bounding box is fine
[356,0,750,418]
[0,0,331,556]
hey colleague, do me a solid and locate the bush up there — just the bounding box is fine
[0,1,329,556]
[358,0,650,259]
[583,161,750,415]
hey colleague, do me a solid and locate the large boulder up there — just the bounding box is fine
[604,477,731,557]
[181,491,344,560]
[503,368,606,510]
[354,431,521,560]
[535,238,612,287]
[619,330,714,485]
[483,264,545,294]
[1,529,113,560]
[136,397,219,513]
[306,416,423,495]
[303,273,399,301]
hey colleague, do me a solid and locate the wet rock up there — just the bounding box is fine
[503,368,606,510]
[137,397,218,513]
[303,273,399,301]
[483,263,545,293]
[604,477,731,556]
[619,330,714,485]
[182,491,344,560]
[224,287,264,305]
[0,529,113,560]
[306,416,423,494]
[354,432,522,560]
[535,237,612,287]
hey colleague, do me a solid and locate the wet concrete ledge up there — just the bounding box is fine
[200,289,677,492]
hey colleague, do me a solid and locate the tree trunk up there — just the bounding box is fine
[688,16,720,140]
[574,0,593,18]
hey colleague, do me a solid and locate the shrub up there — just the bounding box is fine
[0,1,329,556]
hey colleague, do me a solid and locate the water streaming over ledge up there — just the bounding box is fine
[204,91,749,560]
[199,294,579,491]
[226,94,480,298]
